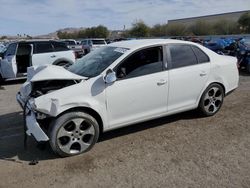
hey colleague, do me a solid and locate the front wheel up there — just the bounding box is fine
[198,84,224,116]
[49,111,99,157]
[0,74,4,85]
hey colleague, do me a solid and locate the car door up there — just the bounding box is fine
[32,42,55,66]
[51,41,73,62]
[106,46,169,128]
[0,43,18,79]
[166,44,210,112]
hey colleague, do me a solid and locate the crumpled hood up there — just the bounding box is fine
[19,65,87,102]
[29,65,87,82]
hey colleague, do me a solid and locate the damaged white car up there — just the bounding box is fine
[17,39,239,157]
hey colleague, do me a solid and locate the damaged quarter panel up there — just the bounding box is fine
[33,76,107,128]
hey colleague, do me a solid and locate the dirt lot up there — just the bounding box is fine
[0,74,250,188]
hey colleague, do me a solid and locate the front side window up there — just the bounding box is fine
[68,46,126,77]
[5,43,17,56]
[35,42,53,54]
[169,44,197,69]
[116,46,163,79]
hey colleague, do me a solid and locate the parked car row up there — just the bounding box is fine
[176,37,250,73]
[0,38,110,82]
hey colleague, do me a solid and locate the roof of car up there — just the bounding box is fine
[82,38,106,41]
[12,40,61,44]
[109,39,196,50]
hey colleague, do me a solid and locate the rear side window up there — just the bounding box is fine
[169,44,197,69]
[35,42,53,54]
[192,46,210,63]
[52,42,69,52]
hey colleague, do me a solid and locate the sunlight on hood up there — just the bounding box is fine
[27,65,87,82]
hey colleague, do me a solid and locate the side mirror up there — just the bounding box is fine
[104,70,117,84]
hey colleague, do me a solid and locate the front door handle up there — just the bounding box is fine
[200,72,207,76]
[157,79,167,86]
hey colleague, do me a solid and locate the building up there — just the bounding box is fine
[168,10,250,26]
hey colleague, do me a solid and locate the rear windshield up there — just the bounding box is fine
[92,40,106,45]
[64,41,76,45]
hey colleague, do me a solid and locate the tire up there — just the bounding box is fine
[49,111,99,157]
[198,83,224,117]
[0,74,4,85]
[247,63,250,74]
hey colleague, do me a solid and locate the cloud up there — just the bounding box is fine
[0,0,249,35]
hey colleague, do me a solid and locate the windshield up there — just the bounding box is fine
[64,41,76,45]
[244,39,250,46]
[68,46,127,77]
[92,40,106,45]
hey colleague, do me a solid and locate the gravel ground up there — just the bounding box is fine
[0,74,250,188]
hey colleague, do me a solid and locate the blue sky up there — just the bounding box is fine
[0,0,249,36]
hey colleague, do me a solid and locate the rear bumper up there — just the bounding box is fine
[16,92,49,142]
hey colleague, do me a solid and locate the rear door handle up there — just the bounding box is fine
[51,55,56,58]
[157,79,167,85]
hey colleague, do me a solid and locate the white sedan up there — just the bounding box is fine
[17,39,239,157]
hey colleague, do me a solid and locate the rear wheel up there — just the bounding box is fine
[198,83,224,116]
[49,111,99,157]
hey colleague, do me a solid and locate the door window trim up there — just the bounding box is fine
[166,43,210,70]
[113,45,167,81]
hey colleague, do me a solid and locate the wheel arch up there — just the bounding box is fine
[56,106,104,133]
[197,81,226,106]
[52,58,74,66]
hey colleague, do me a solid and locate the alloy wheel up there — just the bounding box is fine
[56,118,95,154]
[203,86,223,114]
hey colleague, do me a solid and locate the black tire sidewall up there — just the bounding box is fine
[199,83,224,117]
[247,63,250,73]
[49,111,99,157]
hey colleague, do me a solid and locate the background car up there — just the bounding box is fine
[80,38,107,54]
[60,39,85,58]
[0,40,75,81]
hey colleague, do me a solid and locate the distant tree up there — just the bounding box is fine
[129,20,150,37]
[189,21,213,35]
[0,36,7,40]
[213,20,240,35]
[166,23,187,36]
[77,25,109,38]
[77,29,86,38]
[150,24,168,37]
[238,12,250,33]
[94,25,109,38]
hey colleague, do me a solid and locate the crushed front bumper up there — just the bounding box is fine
[16,92,49,142]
